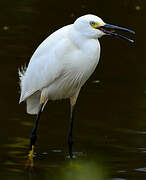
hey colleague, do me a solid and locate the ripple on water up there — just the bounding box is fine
[137,147,146,153]
[51,149,62,153]
[135,167,146,172]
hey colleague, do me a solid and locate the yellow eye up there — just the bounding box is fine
[90,21,96,26]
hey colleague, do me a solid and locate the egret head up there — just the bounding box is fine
[74,14,135,42]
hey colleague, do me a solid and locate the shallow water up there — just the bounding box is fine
[0,0,145,179]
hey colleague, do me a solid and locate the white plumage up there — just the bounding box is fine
[19,15,103,114]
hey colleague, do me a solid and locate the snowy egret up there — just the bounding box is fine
[19,14,135,159]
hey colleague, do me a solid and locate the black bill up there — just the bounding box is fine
[98,24,135,43]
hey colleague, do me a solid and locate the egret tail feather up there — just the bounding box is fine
[26,91,41,115]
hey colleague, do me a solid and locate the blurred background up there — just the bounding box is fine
[0,0,146,179]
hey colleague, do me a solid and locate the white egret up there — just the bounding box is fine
[19,14,135,159]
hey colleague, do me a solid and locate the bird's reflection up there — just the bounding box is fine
[26,158,108,180]
[62,160,108,180]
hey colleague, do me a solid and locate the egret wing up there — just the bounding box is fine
[19,25,72,102]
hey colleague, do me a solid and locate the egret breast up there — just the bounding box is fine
[43,39,100,100]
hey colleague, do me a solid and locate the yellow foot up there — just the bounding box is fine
[29,145,35,159]
[25,145,35,168]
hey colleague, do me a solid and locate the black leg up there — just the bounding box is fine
[30,104,44,151]
[68,105,75,159]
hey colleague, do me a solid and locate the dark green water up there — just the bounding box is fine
[0,0,145,179]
